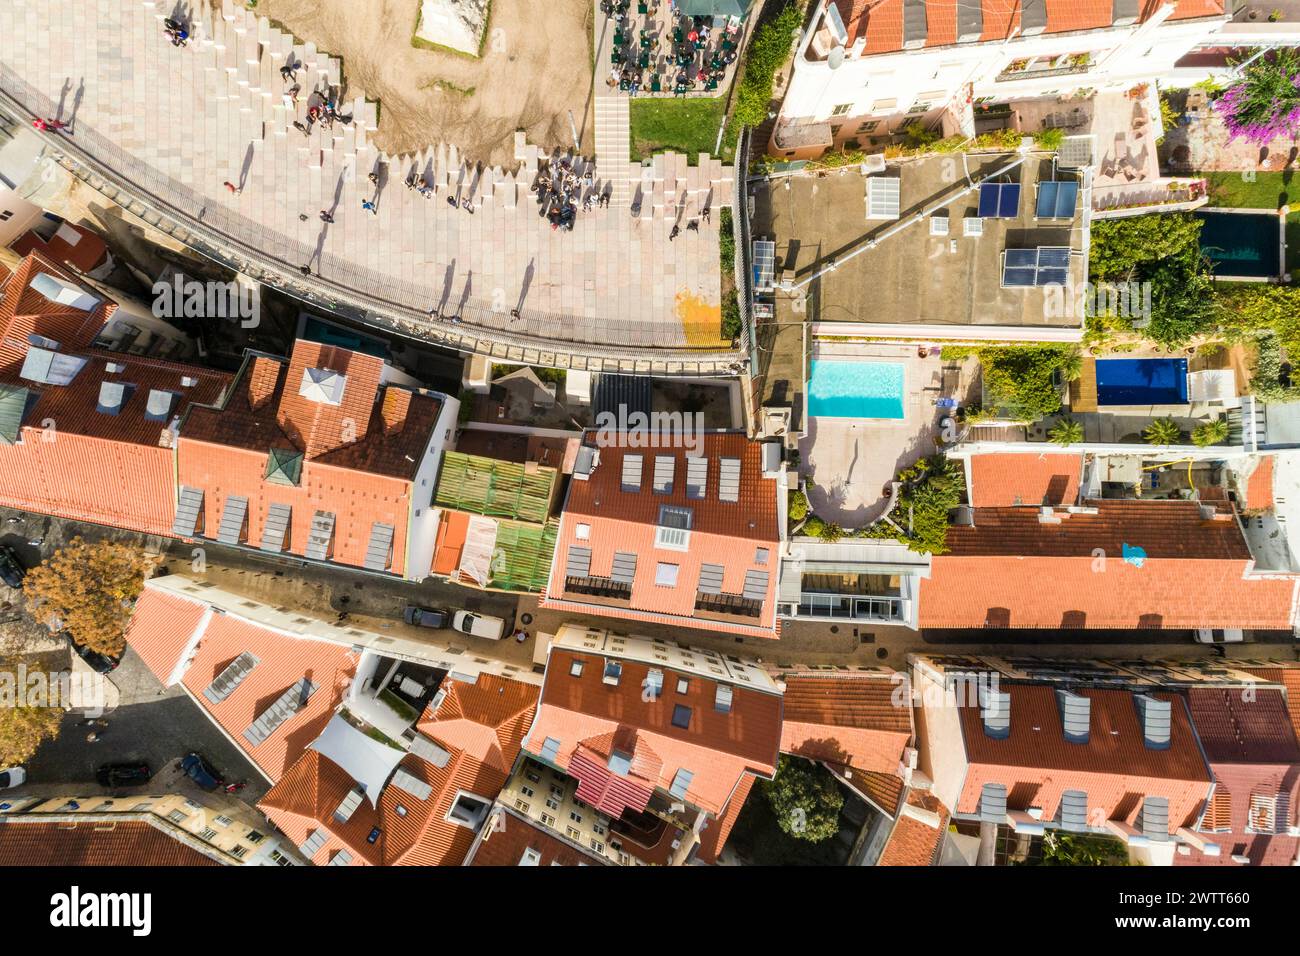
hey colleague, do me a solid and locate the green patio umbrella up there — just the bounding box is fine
[677,0,754,19]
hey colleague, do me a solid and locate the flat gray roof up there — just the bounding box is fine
[754,152,1087,331]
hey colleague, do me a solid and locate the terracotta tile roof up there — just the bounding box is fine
[9,221,110,275]
[779,674,912,773]
[466,810,608,866]
[1241,668,1300,742]
[919,500,1299,630]
[565,433,778,539]
[261,672,537,866]
[1243,456,1274,511]
[954,686,1212,831]
[968,453,1082,508]
[0,819,220,866]
[833,764,905,816]
[832,0,1224,57]
[126,587,357,779]
[181,342,443,480]
[524,648,782,817]
[416,673,538,774]
[1187,687,1300,765]
[878,788,949,866]
[0,253,113,378]
[695,772,756,863]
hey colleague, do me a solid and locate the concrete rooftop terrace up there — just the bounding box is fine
[755,151,1088,339]
[0,0,738,371]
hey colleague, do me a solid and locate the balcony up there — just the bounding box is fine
[996,55,1092,83]
[797,592,905,622]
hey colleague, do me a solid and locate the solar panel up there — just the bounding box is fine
[244,678,316,746]
[742,569,769,601]
[216,495,248,545]
[610,551,637,584]
[390,768,433,801]
[717,458,741,502]
[298,830,326,857]
[685,456,708,499]
[752,240,776,292]
[565,545,592,579]
[408,734,451,767]
[669,768,694,799]
[1141,796,1170,841]
[697,563,725,594]
[621,453,643,492]
[203,651,259,704]
[172,486,204,537]
[333,788,364,823]
[1059,790,1089,831]
[867,176,901,220]
[260,503,291,553]
[364,522,395,571]
[1058,134,1095,168]
[652,455,675,494]
[978,182,1021,218]
[1036,180,1079,219]
[1002,246,1072,287]
[979,783,1007,822]
[305,511,335,560]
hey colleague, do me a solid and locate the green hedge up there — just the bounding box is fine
[732,2,803,130]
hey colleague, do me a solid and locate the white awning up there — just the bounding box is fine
[307,714,407,806]
[458,514,499,587]
[1188,369,1239,406]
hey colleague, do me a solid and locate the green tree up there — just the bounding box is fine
[1192,417,1231,447]
[978,346,1081,421]
[1144,417,1184,445]
[1048,417,1084,446]
[818,520,843,543]
[0,660,62,765]
[23,538,155,657]
[788,489,809,523]
[1029,832,1132,866]
[731,1,804,132]
[763,756,844,843]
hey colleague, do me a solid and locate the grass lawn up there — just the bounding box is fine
[1197,170,1300,273]
[629,97,727,165]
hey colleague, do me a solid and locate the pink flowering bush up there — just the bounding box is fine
[1215,49,1300,146]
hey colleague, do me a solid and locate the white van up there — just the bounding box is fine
[452,610,506,641]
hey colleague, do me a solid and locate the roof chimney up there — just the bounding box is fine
[1021,0,1048,34]
[1135,694,1172,750]
[1056,690,1091,744]
[902,0,928,49]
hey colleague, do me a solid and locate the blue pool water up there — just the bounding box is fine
[1095,358,1188,406]
[808,360,906,419]
[1195,210,1280,278]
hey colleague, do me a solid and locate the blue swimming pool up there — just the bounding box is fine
[1095,358,1188,406]
[808,360,906,419]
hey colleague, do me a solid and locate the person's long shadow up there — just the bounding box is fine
[67,77,85,133]
[457,272,474,317]
[238,142,255,191]
[55,79,71,122]
[438,259,457,313]
[312,172,348,269]
[515,260,535,315]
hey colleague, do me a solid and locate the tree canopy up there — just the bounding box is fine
[1215,48,1300,145]
[0,660,62,766]
[763,756,845,843]
[23,538,154,657]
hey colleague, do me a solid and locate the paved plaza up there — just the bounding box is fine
[0,0,734,356]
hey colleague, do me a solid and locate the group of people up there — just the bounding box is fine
[163,16,189,47]
[531,156,607,232]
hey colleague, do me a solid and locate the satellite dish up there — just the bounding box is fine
[828,46,845,70]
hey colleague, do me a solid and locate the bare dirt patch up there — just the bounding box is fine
[259,0,595,168]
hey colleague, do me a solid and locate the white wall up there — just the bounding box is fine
[0,184,43,249]
[404,391,460,580]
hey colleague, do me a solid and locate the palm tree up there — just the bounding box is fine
[1192,417,1230,447]
[1048,417,1084,446]
[1143,417,1183,445]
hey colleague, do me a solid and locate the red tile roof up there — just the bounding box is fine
[1187,687,1300,765]
[1241,668,1300,742]
[466,810,608,866]
[695,772,756,863]
[0,253,112,378]
[126,586,358,779]
[968,453,1082,508]
[0,819,220,866]
[878,788,949,866]
[1243,455,1274,511]
[830,0,1225,57]
[780,674,912,774]
[524,648,782,817]
[9,221,110,275]
[919,500,1299,630]
[261,672,537,866]
[954,686,1213,831]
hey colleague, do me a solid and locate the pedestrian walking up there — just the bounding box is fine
[669,224,680,241]
[447,196,458,209]
[293,120,309,137]
[31,118,50,131]
[287,83,301,103]
[361,199,377,214]
[461,198,474,214]
[299,264,312,276]
[223,180,241,194]
[701,206,711,224]
[280,64,296,82]
[367,172,380,186]
[319,210,334,223]
[687,219,699,232]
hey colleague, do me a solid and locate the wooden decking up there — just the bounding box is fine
[1070,357,1099,413]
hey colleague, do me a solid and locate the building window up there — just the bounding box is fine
[166,809,187,824]
[570,659,584,677]
[198,827,218,841]
[230,845,248,859]
[521,785,535,798]
[214,815,232,827]
[906,102,932,115]
[655,562,680,588]
[676,677,689,695]
[672,704,693,729]
[570,810,583,824]
[269,849,295,866]
[654,505,693,550]
[246,830,265,844]
[831,103,852,116]
[447,791,492,830]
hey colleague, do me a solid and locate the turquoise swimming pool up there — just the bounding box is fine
[808,360,906,419]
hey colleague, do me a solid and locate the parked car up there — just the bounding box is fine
[180,752,222,791]
[95,763,152,787]
[1195,628,1245,644]
[403,605,450,629]
[0,545,25,589]
[0,767,26,789]
[452,610,506,641]
[67,634,120,673]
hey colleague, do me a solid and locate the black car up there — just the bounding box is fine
[180,752,222,791]
[67,635,119,673]
[0,545,24,589]
[95,763,152,788]
[403,605,450,629]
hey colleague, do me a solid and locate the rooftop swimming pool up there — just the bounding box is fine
[1195,210,1281,279]
[808,360,906,419]
[1095,357,1188,406]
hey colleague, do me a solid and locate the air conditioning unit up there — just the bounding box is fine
[860,153,887,174]
[930,214,949,236]
[963,216,983,237]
